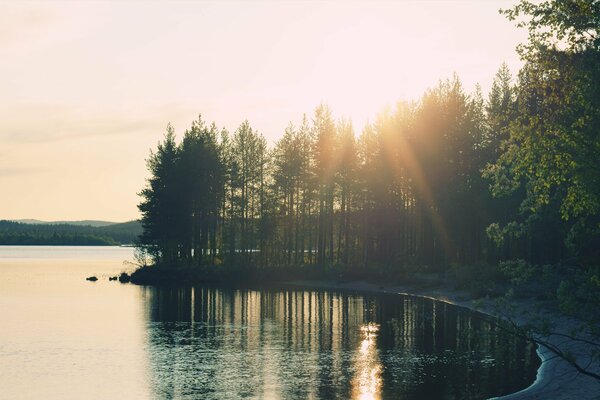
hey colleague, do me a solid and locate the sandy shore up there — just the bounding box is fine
[285,280,600,400]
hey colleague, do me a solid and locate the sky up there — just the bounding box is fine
[0,0,527,222]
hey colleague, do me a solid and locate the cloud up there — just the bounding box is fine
[0,102,192,144]
[0,166,48,178]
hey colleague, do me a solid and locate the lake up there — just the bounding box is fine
[0,246,539,399]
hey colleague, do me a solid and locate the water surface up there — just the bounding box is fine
[0,246,539,399]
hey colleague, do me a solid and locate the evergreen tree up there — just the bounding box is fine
[138,124,182,264]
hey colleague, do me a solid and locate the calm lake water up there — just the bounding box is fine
[0,246,539,400]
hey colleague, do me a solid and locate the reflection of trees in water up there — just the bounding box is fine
[384,297,539,399]
[140,287,539,400]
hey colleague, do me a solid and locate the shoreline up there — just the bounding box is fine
[128,267,599,399]
[278,280,598,400]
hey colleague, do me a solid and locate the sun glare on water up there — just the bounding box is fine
[352,323,383,400]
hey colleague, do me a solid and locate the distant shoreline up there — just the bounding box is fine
[0,219,142,246]
[0,243,134,246]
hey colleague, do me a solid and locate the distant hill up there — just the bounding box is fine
[13,219,117,227]
[96,221,143,244]
[0,220,142,245]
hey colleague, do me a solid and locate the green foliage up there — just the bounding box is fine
[557,266,600,328]
[450,263,508,296]
[501,0,600,55]
[485,222,527,247]
[484,0,600,266]
[499,259,533,285]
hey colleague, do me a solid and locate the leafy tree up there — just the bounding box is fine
[502,0,600,56]
[482,0,600,381]
[488,0,600,263]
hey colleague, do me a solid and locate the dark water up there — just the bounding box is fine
[0,247,539,400]
[142,287,539,400]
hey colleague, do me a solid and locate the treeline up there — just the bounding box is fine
[0,220,142,245]
[138,75,518,270]
[138,0,599,276]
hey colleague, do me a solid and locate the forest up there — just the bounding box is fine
[0,220,141,245]
[136,0,599,319]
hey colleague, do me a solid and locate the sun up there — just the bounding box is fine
[297,14,447,130]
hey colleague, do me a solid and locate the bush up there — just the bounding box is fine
[499,259,534,284]
[556,266,600,329]
[450,263,508,296]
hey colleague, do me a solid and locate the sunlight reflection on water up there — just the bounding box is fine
[353,323,382,400]
[0,247,540,400]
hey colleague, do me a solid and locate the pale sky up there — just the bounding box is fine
[0,0,526,222]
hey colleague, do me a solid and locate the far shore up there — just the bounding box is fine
[0,243,134,246]
[129,266,600,400]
